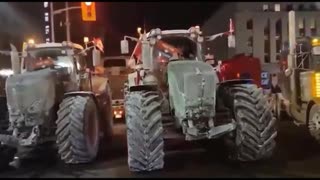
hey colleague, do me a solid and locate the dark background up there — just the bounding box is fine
[0,2,222,68]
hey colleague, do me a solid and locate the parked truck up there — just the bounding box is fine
[273,10,320,141]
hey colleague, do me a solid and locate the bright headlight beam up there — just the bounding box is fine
[0,69,13,77]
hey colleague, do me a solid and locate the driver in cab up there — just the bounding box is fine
[25,54,54,71]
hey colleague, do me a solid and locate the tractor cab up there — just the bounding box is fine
[128,27,205,69]
[21,42,86,74]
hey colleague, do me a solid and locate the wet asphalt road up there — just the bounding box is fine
[1,120,320,178]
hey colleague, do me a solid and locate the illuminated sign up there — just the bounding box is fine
[43,2,51,43]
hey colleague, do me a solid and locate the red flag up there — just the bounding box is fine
[130,41,142,63]
[93,38,104,53]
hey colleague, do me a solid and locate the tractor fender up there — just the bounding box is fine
[128,73,159,92]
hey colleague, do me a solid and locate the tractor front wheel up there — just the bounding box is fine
[56,96,100,164]
[224,84,277,161]
[125,91,164,172]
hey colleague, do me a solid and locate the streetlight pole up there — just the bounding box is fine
[65,2,71,42]
[50,2,55,42]
[49,2,81,43]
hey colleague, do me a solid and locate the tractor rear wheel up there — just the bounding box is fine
[56,96,100,164]
[125,91,164,172]
[224,84,277,161]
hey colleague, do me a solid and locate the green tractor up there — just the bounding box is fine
[120,27,277,172]
[0,41,113,168]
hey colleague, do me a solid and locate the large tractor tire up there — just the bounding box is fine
[308,104,320,142]
[125,91,164,172]
[224,84,277,161]
[56,96,100,164]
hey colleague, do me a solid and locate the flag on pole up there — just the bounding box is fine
[93,38,104,53]
[229,18,234,34]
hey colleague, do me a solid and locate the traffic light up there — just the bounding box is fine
[81,2,96,21]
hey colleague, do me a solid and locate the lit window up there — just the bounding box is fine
[310,18,316,29]
[45,16,49,22]
[44,2,48,8]
[298,18,304,29]
[46,38,50,43]
[263,4,269,11]
[45,12,49,16]
[275,4,280,12]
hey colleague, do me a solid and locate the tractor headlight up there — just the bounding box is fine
[314,72,320,97]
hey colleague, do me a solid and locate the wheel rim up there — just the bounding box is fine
[85,103,99,153]
[309,108,320,140]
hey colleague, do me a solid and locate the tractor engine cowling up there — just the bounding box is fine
[5,69,57,146]
[167,60,218,130]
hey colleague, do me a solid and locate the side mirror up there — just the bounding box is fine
[121,39,129,54]
[10,44,20,74]
[92,48,102,67]
[228,34,235,48]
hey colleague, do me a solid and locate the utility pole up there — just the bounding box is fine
[50,2,82,43]
[65,2,71,42]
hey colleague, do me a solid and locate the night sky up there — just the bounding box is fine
[1,2,222,56]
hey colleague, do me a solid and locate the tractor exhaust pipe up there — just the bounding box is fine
[10,44,21,75]
[287,10,304,122]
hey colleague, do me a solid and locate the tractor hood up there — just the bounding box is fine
[167,60,218,123]
[5,69,57,127]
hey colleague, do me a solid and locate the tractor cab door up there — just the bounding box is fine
[74,54,91,91]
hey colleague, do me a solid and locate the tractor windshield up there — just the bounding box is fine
[153,36,198,63]
[24,47,76,72]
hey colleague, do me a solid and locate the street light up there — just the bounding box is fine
[137,27,142,36]
[50,2,83,42]
[50,2,97,42]
[84,36,89,48]
[84,37,89,43]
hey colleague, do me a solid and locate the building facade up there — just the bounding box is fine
[202,2,320,73]
[43,2,52,43]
